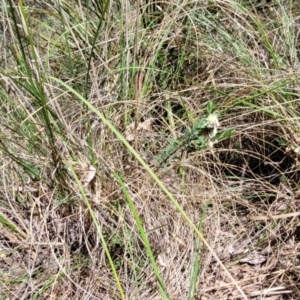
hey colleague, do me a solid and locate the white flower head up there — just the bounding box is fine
[209,126,218,139]
[208,140,215,149]
[293,147,300,155]
[206,114,220,128]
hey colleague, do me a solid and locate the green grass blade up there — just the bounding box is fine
[113,172,169,299]
[65,161,126,300]
[188,202,209,300]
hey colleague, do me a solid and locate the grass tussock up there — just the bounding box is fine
[1,0,300,299]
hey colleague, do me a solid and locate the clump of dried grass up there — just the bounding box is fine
[1,0,300,299]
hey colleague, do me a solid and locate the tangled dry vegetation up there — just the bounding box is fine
[1,0,300,299]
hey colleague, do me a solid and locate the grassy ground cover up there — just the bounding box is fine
[1,0,300,299]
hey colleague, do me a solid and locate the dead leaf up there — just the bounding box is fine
[157,254,167,267]
[239,252,266,265]
[125,119,155,141]
[83,165,96,187]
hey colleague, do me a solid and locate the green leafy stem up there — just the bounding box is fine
[154,103,234,168]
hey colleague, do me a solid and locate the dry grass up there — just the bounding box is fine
[1,0,300,299]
